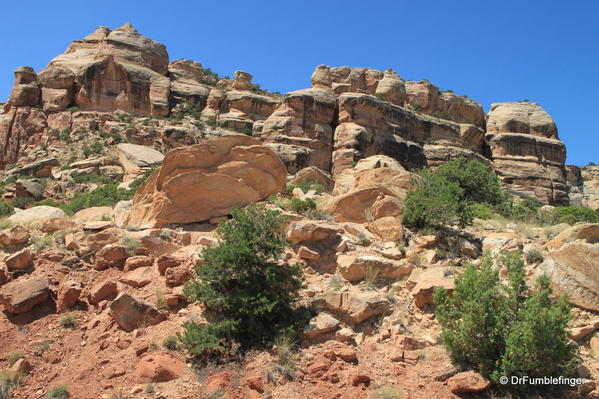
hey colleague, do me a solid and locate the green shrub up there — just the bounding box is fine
[59,128,71,141]
[72,173,114,185]
[163,335,179,351]
[552,206,599,225]
[59,313,78,329]
[286,179,325,195]
[468,203,493,220]
[0,200,14,217]
[63,183,132,215]
[82,142,104,158]
[46,385,69,399]
[524,248,544,264]
[181,204,304,357]
[287,197,317,214]
[434,252,576,390]
[0,369,22,399]
[403,157,507,230]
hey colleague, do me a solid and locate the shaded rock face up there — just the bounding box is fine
[127,135,286,227]
[568,165,599,210]
[486,102,568,205]
[259,88,337,173]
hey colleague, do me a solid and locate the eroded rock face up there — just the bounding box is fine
[127,135,286,227]
[110,293,166,332]
[39,23,170,116]
[259,88,337,173]
[486,102,568,205]
[537,242,599,311]
[0,277,50,314]
[569,165,599,210]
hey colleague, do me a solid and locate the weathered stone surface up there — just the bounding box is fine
[537,243,599,311]
[0,226,30,247]
[94,244,128,270]
[8,206,68,225]
[134,353,185,383]
[5,248,34,272]
[304,313,339,339]
[41,23,170,116]
[127,136,286,227]
[119,267,152,288]
[486,102,568,205]
[0,277,50,314]
[110,293,166,332]
[410,267,456,308]
[168,59,211,108]
[88,280,118,304]
[482,232,523,253]
[74,206,113,222]
[7,67,40,108]
[117,143,164,175]
[0,106,50,167]
[367,216,404,242]
[337,254,412,282]
[259,88,336,172]
[56,280,82,312]
[287,220,341,243]
[290,166,334,192]
[6,158,59,177]
[546,223,599,250]
[314,290,392,324]
[447,371,491,393]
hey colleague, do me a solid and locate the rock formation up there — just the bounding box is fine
[486,102,568,205]
[127,135,286,227]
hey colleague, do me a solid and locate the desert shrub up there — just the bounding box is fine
[468,203,493,220]
[171,100,203,120]
[59,128,71,141]
[286,179,324,195]
[7,351,24,367]
[63,183,131,215]
[0,369,22,399]
[59,313,78,329]
[434,252,576,390]
[181,204,305,358]
[403,158,506,230]
[45,385,69,399]
[0,201,14,217]
[72,172,114,185]
[82,142,104,158]
[552,206,599,225]
[524,248,544,264]
[163,335,180,351]
[287,197,317,214]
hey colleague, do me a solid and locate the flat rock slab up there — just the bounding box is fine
[0,277,50,314]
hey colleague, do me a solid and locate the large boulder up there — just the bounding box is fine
[314,290,392,324]
[0,277,50,314]
[116,143,164,175]
[546,223,599,250]
[485,102,568,205]
[336,254,412,282]
[134,353,185,383]
[8,206,68,225]
[127,136,286,227]
[537,243,599,311]
[110,293,166,332]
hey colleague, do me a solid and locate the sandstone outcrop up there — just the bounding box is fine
[537,242,599,311]
[486,102,568,205]
[0,277,50,314]
[127,135,286,227]
[568,165,599,210]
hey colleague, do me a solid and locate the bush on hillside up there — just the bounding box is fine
[434,252,576,390]
[0,200,14,217]
[403,157,505,230]
[180,204,305,360]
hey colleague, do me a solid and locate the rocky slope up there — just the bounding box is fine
[0,24,598,399]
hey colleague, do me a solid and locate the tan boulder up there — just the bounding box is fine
[116,143,164,176]
[0,226,30,247]
[304,313,339,339]
[482,232,523,253]
[447,371,491,393]
[546,223,599,250]
[110,293,166,332]
[286,220,341,243]
[5,248,34,272]
[410,267,456,308]
[8,206,68,225]
[7,67,40,108]
[590,333,599,360]
[337,254,412,282]
[119,267,152,288]
[94,244,129,270]
[88,280,118,304]
[290,166,334,192]
[40,218,76,233]
[127,136,286,227]
[0,277,50,314]
[74,206,113,222]
[134,353,185,383]
[164,266,192,287]
[124,255,154,272]
[367,216,404,242]
[537,242,599,311]
[314,290,392,324]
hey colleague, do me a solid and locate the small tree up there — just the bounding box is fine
[434,252,577,390]
[181,204,304,357]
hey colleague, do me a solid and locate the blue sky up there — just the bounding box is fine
[1,0,597,165]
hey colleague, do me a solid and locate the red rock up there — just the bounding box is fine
[305,360,331,378]
[245,375,265,393]
[338,349,357,363]
[447,371,491,394]
[156,254,181,275]
[119,267,152,288]
[94,244,128,270]
[165,266,192,287]
[123,255,154,271]
[350,373,371,387]
[134,353,185,383]
[110,293,166,332]
[5,248,34,272]
[403,350,419,365]
[56,280,82,311]
[0,277,50,314]
[88,280,118,304]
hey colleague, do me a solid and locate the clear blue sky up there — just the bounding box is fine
[1,0,597,166]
